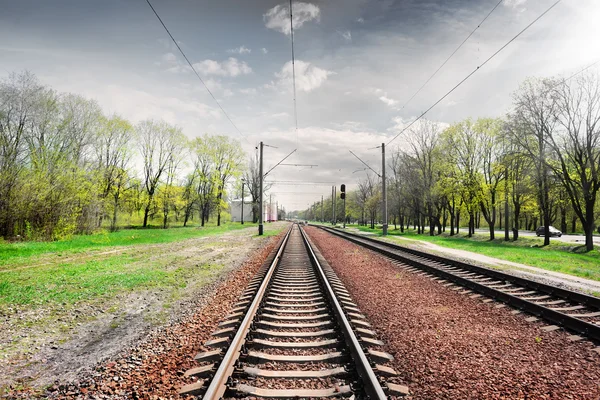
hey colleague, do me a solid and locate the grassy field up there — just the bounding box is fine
[0,221,287,359]
[0,222,257,267]
[349,225,600,282]
[0,222,267,307]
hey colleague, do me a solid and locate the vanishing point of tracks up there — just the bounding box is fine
[180,224,405,399]
[320,226,600,343]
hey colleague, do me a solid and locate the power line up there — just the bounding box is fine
[144,0,248,143]
[290,0,299,144]
[387,0,562,146]
[400,0,504,111]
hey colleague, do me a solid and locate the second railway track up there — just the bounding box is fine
[180,223,406,399]
[319,225,600,343]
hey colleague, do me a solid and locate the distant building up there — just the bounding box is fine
[230,198,253,223]
[263,202,278,222]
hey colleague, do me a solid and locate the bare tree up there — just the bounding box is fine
[476,118,505,240]
[0,71,43,237]
[509,78,559,246]
[404,120,442,235]
[137,120,182,227]
[95,115,133,230]
[545,73,600,251]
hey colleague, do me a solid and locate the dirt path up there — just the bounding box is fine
[0,222,288,395]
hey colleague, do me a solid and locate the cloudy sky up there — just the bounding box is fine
[1,0,599,212]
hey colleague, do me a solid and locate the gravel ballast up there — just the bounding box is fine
[306,226,600,399]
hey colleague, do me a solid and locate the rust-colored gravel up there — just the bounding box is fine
[7,232,285,400]
[305,227,600,400]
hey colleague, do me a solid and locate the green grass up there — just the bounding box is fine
[0,222,257,267]
[2,254,158,305]
[350,225,600,282]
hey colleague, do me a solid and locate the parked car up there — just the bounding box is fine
[536,226,562,237]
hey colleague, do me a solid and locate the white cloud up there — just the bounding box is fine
[504,0,527,8]
[228,46,251,54]
[338,30,352,42]
[275,60,334,92]
[162,52,177,62]
[379,96,398,107]
[264,2,320,35]
[356,17,364,24]
[192,57,252,77]
[240,88,257,95]
[271,112,289,118]
[261,48,269,54]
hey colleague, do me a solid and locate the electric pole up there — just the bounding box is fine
[241,179,245,225]
[505,165,509,241]
[333,186,337,225]
[321,195,323,222]
[259,142,264,235]
[382,143,388,236]
[270,193,272,222]
[331,186,334,225]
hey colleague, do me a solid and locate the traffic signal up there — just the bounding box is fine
[340,184,346,199]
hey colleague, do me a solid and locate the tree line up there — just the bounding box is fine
[302,72,600,252]
[0,71,253,240]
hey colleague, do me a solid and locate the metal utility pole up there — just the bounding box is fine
[259,142,264,235]
[331,186,334,225]
[269,194,272,222]
[333,186,337,225]
[241,179,245,225]
[505,165,509,241]
[381,143,388,236]
[343,195,346,229]
[276,201,278,221]
[321,195,323,222]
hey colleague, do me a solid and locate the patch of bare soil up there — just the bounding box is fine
[306,226,600,399]
[1,223,288,397]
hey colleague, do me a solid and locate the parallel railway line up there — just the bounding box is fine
[319,226,600,343]
[180,224,405,399]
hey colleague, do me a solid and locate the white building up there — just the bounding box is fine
[230,198,254,223]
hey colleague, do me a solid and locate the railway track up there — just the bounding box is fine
[180,224,405,399]
[319,226,600,343]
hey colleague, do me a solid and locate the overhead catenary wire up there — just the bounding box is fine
[290,0,299,144]
[400,0,504,111]
[144,0,249,143]
[387,0,562,147]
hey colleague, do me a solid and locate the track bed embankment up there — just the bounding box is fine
[306,226,600,399]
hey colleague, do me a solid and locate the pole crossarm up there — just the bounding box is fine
[263,149,297,178]
[349,150,381,178]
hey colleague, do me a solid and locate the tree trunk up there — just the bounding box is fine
[468,212,474,238]
[400,215,404,233]
[143,205,150,227]
[456,211,460,234]
[584,200,596,251]
[111,198,119,232]
[560,207,567,234]
[571,215,577,233]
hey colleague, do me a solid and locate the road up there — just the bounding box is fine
[473,228,600,244]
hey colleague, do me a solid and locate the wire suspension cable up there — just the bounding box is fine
[145,0,248,142]
[387,0,562,146]
[400,0,504,111]
[264,149,298,178]
[290,0,299,144]
[349,150,380,177]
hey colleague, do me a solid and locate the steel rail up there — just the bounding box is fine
[320,226,600,342]
[299,226,388,400]
[202,225,293,400]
